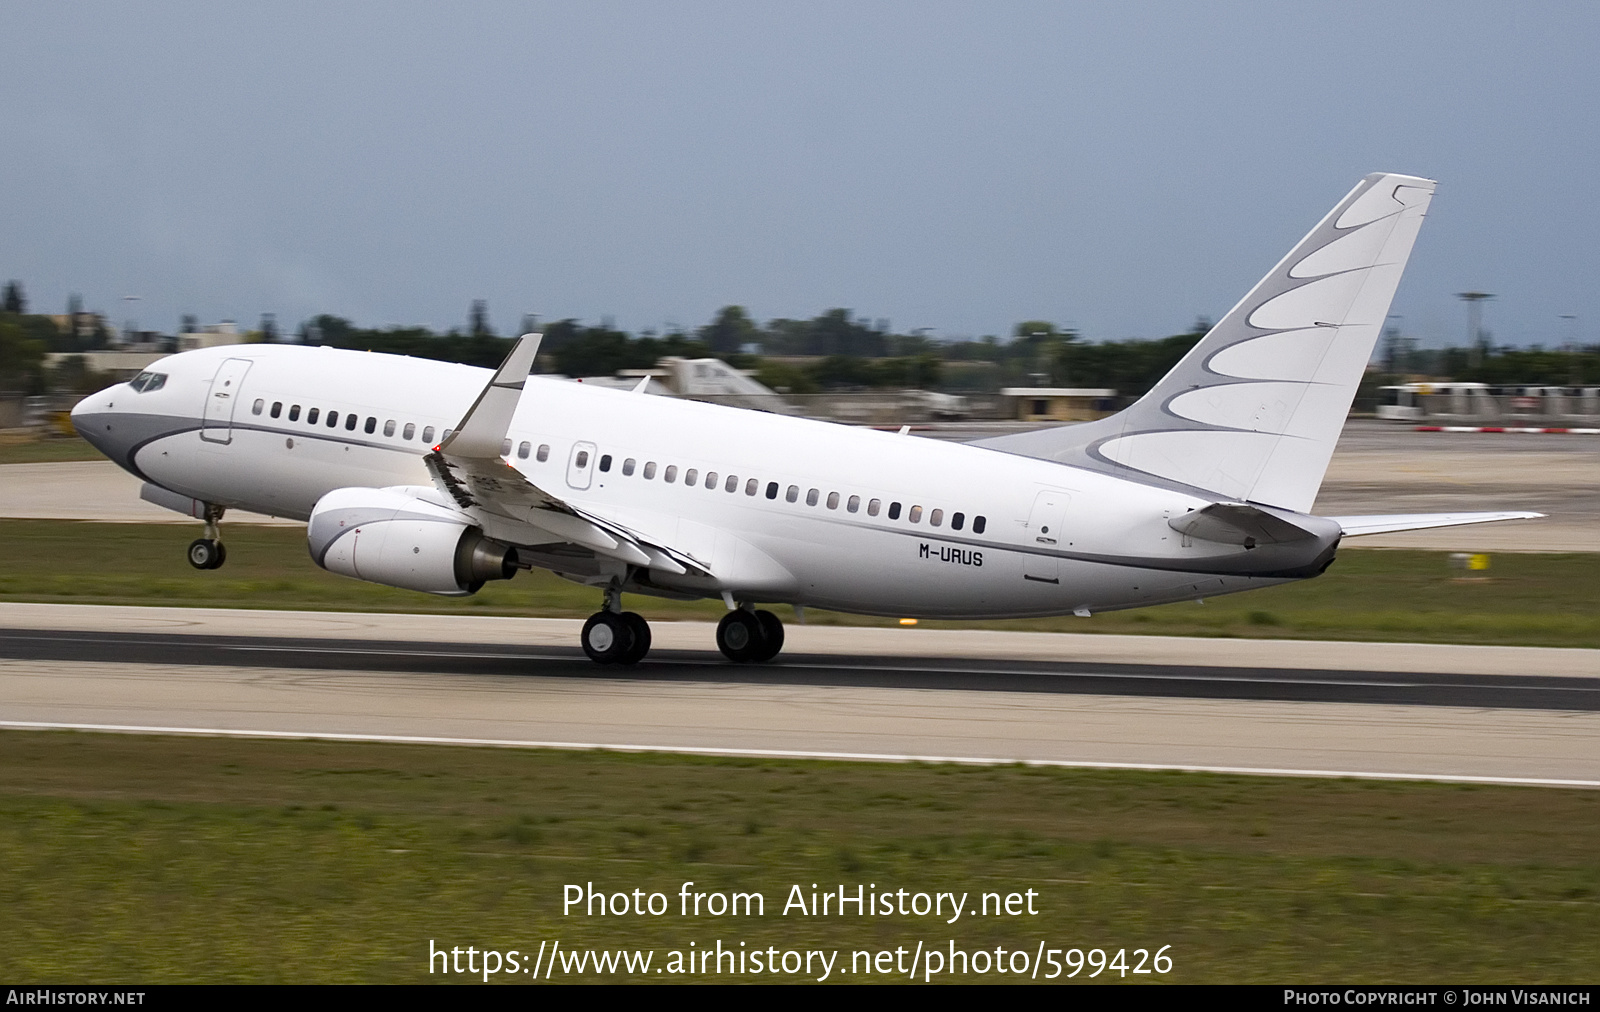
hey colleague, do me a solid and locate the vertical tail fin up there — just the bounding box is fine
[974,173,1436,512]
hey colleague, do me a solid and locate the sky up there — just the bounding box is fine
[2,2,1596,350]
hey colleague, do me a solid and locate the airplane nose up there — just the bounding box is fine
[70,391,121,464]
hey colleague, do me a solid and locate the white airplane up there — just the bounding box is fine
[70,172,1539,665]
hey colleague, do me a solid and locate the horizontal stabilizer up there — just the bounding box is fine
[1168,501,1338,546]
[1331,512,1544,537]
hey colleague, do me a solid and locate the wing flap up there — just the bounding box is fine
[427,334,709,576]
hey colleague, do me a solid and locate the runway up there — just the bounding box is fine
[2,604,1596,787]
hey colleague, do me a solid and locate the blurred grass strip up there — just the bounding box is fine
[0,730,1594,982]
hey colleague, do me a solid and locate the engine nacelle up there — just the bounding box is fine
[308,486,515,596]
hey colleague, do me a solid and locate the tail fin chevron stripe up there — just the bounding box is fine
[973,173,1435,513]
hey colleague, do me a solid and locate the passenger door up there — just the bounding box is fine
[1022,489,1070,584]
[200,358,253,444]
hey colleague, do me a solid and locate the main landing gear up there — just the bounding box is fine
[716,608,784,663]
[581,586,652,665]
[186,504,227,570]
[577,588,787,666]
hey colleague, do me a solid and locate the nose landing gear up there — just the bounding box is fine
[186,505,227,570]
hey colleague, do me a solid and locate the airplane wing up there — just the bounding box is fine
[1329,512,1544,536]
[426,334,707,576]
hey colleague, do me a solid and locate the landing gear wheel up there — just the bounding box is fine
[581,611,631,665]
[716,609,763,663]
[618,612,651,665]
[187,538,225,570]
[751,609,784,662]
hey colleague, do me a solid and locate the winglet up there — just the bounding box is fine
[438,333,542,458]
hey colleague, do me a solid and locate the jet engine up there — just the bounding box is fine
[308,486,516,596]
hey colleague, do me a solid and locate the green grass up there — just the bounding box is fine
[0,519,1595,647]
[0,435,103,464]
[0,730,1595,982]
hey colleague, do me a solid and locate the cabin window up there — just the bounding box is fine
[725,474,738,493]
[599,454,612,472]
[951,512,965,531]
[517,441,531,459]
[847,495,860,513]
[442,429,452,441]
[271,402,282,419]
[643,461,657,479]
[973,516,987,534]
[251,399,264,415]
[290,405,302,422]
[622,458,636,476]
[500,439,511,456]
[745,478,758,496]
[403,422,415,440]
[826,491,839,510]
[786,485,798,503]
[421,425,435,443]
[345,414,358,431]
[806,488,819,506]
[307,408,320,425]
[930,508,943,527]
[384,420,396,437]
[766,482,779,500]
[575,450,589,468]
[665,465,678,483]
[909,505,923,523]
[536,444,550,462]
[705,472,718,489]
[685,468,698,485]
[366,417,377,434]
[888,502,902,520]
[867,498,881,516]
[323,411,335,427]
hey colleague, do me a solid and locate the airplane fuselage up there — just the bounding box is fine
[73,343,1322,619]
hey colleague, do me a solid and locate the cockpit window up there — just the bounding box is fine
[128,371,168,393]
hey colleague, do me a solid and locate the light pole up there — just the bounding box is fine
[121,295,142,346]
[1383,314,1404,373]
[1456,291,1494,370]
[1560,315,1579,385]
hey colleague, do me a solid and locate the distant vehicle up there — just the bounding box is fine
[1378,382,1600,422]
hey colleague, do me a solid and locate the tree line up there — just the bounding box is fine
[4,278,1598,396]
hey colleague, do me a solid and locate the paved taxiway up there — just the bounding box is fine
[2,605,1596,786]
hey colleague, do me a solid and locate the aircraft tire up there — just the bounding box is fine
[187,538,224,570]
[716,610,763,663]
[751,609,784,662]
[581,611,632,665]
[618,612,651,665]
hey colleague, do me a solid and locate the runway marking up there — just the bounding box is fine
[57,639,1600,695]
[0,632,1529,690]
[225,643,1414,687]
[3,719,1596,789]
